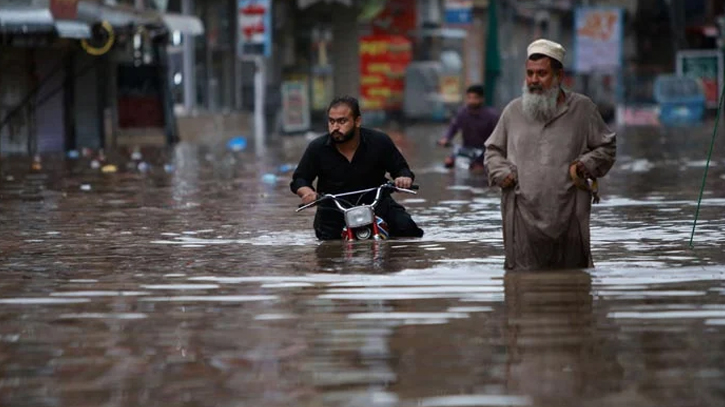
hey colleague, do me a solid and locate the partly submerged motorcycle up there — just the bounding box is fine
[440,139,484,171]
[452,145,485,170]
[296,181,419,241]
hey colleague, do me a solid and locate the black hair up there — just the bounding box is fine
[327,95,361,118]
[466,84,485,97]
[528,53,564,72]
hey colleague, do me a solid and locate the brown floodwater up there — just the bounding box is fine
[1,123,724,407]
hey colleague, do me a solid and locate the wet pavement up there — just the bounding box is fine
[1,123,724,407]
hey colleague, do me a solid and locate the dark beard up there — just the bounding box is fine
[331,128,355,144]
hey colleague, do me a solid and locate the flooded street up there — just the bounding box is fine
[1,123,724,407]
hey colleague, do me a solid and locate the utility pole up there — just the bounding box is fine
[237,1,270,157]
[182,0,196,113]
[580,0,590,96]
[253,56,266,157]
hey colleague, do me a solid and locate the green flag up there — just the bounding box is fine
[484,0,501,106]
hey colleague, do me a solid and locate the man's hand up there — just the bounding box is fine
[437,138,451,147]
[570,161,591,180]
[574,161,591,178]
[499,173,516,189]
[394,176,413,189]
[297,186,317,205]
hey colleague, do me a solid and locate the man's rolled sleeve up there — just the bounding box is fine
[383,135,415,181]
[290,145,318,194]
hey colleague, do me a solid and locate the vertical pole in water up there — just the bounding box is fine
[182,0,195,114]
[254,56,266,157]
[689,84,725,248]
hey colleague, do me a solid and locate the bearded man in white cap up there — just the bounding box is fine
[484,39,616,270]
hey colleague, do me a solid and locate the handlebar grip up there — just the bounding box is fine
[386,181,419,190]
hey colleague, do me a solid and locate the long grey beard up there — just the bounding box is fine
[522,84,560,122]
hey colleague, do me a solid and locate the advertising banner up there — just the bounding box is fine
[677,49,724,108]
[281,81,311,133]
[444,0,473,25]
[359,35,412,111]
[237,0,271,57]
[365,0,417,37]
[574,7,623,73]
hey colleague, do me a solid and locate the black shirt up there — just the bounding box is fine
[290,127,415,200]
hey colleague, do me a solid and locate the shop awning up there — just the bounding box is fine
[0,3,203,39]
[54,20,91,39]
[76,1,157,27]
[0,7,91,38]
[76,2,203,36]
[0,7,55,33]
[161,13,204,36]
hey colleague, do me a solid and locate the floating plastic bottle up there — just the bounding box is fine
[31,155,42,171]
[131,146,143,161]
[101,164,118,173]
[227,136,248,152]
[278,164,296,173]
[261,173,277,184]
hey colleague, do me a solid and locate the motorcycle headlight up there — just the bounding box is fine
[344,206,374,229]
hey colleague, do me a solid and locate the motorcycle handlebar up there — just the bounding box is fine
[296,195,326,212]
[296,182,420,212]
[387,183,419,194]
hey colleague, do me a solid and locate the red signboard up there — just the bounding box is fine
[50,0,79,20]
[370,0,417,37]
[360,35,412,111]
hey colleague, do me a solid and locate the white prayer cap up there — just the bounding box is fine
[527,39,566,65]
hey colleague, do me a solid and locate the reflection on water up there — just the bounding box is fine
[1,126,725,406]
[503,271,623,406]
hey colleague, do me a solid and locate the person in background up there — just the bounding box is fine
[438,84,500,170]
[291,96,424,240]
[484,39,616,270]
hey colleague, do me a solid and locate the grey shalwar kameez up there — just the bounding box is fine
[484,91,616,270]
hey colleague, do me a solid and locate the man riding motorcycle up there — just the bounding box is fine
[438,84,500,171]
[290,96,424,240]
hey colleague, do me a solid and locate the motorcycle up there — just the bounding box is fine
[440,139,484,171]
[452,145,485,170]
[296,181,419,241]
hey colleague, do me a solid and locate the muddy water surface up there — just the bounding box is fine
[1,125,724,406]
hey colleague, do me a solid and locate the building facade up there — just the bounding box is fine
[0,0,203,156]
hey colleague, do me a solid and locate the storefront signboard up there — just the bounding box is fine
[237,0,271,57]
[281,81,311,133]
[359,35,412,111]
[677,49,724,108]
